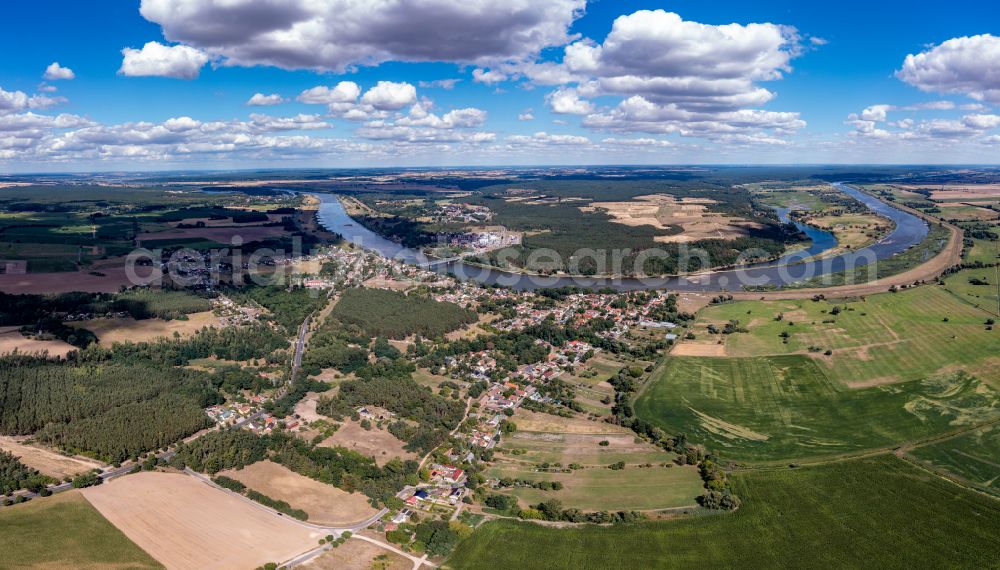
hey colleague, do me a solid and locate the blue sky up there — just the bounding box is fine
[1,0,999,171]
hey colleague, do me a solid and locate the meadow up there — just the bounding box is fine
[634,355,999,462]
[486,462,703,511]
[0,490,162,569]
[907,423,1000,495]
[692,284,999,386]
[941,268,999,316]
[448,455,1000,569]
[491,409,702,511]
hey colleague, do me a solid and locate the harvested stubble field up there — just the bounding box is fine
[220,460,378,525]
[0,490,163,570]
[0,436,104,480]
[896,184,1000,202]
[692,284,999,386]
[635,354,999,462]
[71,311,219,344]
[448,455,1000,569]
[82,471,322,570]
[0,325,77,357]
[583,194,760,243]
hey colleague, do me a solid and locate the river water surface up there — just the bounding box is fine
[314,183,928,292]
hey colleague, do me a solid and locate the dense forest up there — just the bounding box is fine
[301,316,369,376]
[34,394,210,464]
[0,355,216,462]
[331,288,477,339]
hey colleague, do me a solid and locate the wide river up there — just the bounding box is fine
[313,183,929,291]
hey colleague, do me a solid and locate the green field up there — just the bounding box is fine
[941,268,1000,316]
[634,355,999,461]
[693,285,999,385]
[0,491,162,569]
[966,236,1000,264]
[447,455,1000,569]
[907,423,1000,495]
[486,463,704,511]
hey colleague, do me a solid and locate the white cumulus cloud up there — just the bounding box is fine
[546,87,594,115]
[137,0,585,73]
[246,93,287,106]
[897,34,1000,103]
[119,41,209,79]
[43,62,75,81]
[360,81,417,110]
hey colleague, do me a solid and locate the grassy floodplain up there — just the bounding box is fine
[485,463,704,512]
[634,355,998,461]
[691,284,999,386]
[0,490,162,569]
[447,455,1000,569]
[941,268,999,316]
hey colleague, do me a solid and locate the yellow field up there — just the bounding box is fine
[220,460,378,525]
[0,326,77,357]
[83,472,322,570]
[73,311,219,344]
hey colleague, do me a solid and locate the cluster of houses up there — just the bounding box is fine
[213,294,263,326]
[435,203,493,224]
[204,396,267,427]
[442,229,521,253]
[478,382,537,412]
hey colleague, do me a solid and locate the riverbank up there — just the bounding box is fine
[310,184,939,294]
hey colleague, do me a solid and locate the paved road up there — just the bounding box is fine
[291,314,311,381]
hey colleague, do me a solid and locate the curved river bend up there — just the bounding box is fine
[314,183,928,292]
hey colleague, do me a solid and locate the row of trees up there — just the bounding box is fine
[172,430,419,505]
